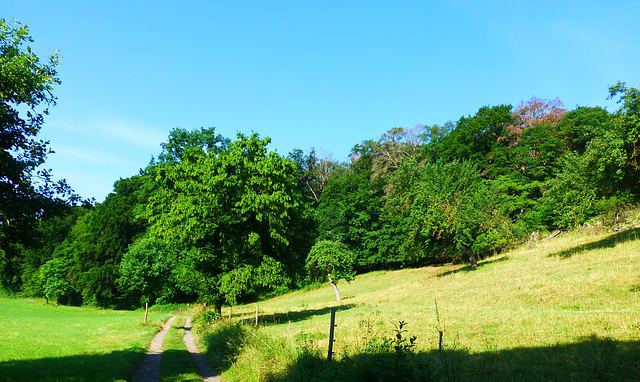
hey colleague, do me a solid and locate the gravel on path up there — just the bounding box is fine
[183,317,221,382]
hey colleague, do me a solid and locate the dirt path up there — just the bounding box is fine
[131,315,176,382]
[131,315,220,382]
[183,317,221,382]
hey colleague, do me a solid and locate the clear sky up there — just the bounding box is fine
[5,1,640,202]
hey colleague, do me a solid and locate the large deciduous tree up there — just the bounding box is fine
[120,237,178,323]
[38,257,73,305]
[389,160,514,266]
[146,133,314,311]
[0,19,74,291]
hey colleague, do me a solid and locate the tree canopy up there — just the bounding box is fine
[306,239,356,301]
[0,19,76,291]
[146,133,314,309]
[3,18,640,310]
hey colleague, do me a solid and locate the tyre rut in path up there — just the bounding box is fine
[131,315,176,382]
[183,316,221,382]
[131,315,221,382]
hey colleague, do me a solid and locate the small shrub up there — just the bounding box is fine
[192,310,220,331]
[390,320,417,353]
[149,302,190,312]
[357,317,417,354]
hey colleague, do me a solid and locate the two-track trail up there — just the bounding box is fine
[131,315,220,382]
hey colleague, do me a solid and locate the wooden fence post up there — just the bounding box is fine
[328,307,337,361]
[438,330,444,363]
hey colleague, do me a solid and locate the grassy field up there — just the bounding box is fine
[0,299,171,381]
[1,225,638,381]
[195,226,640,381]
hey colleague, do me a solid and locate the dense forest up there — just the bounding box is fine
[2,19,640,311]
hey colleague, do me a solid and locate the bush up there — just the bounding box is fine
[192,309,221,331]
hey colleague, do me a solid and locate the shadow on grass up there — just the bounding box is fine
[159,349,203,382]
[436,256,509,278]
[230,303,357,325]
[198,323,249,376]
[549,227,640,259]
[264,335,640,382]
[0,348,145,381]
[269,304,356,324]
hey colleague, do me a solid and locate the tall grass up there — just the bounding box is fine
[0,299,171,381]
[194,227,640,381]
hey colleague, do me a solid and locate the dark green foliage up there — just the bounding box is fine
[389,160,514,265]
[306,240,356,284]
[18,205,84,297]
[316,141,403,270]
[0,19,77,292]
[120,237,178,305]
[316,164,389,267]
[555,106,610,154]
[58,175,151,306]
[436,105,514,175]
[146,133,314,307]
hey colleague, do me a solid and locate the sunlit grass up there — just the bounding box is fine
[196,226,640,381]
[0,299,171,381]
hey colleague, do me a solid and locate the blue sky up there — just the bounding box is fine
[5,1,640,202]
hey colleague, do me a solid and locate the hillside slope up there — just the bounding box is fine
[196,226,640,381]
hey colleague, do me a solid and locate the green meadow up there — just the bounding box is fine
[0,300,171,381]
[195,227,640,381]
[1,227,639,381]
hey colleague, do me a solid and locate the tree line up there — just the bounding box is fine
[2,19,639,311]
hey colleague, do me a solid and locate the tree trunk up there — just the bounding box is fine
[144,301,149,324]
[328,275,341,301]
[467,247,478,269]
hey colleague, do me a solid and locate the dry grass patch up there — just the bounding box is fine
[194,226,640,381]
